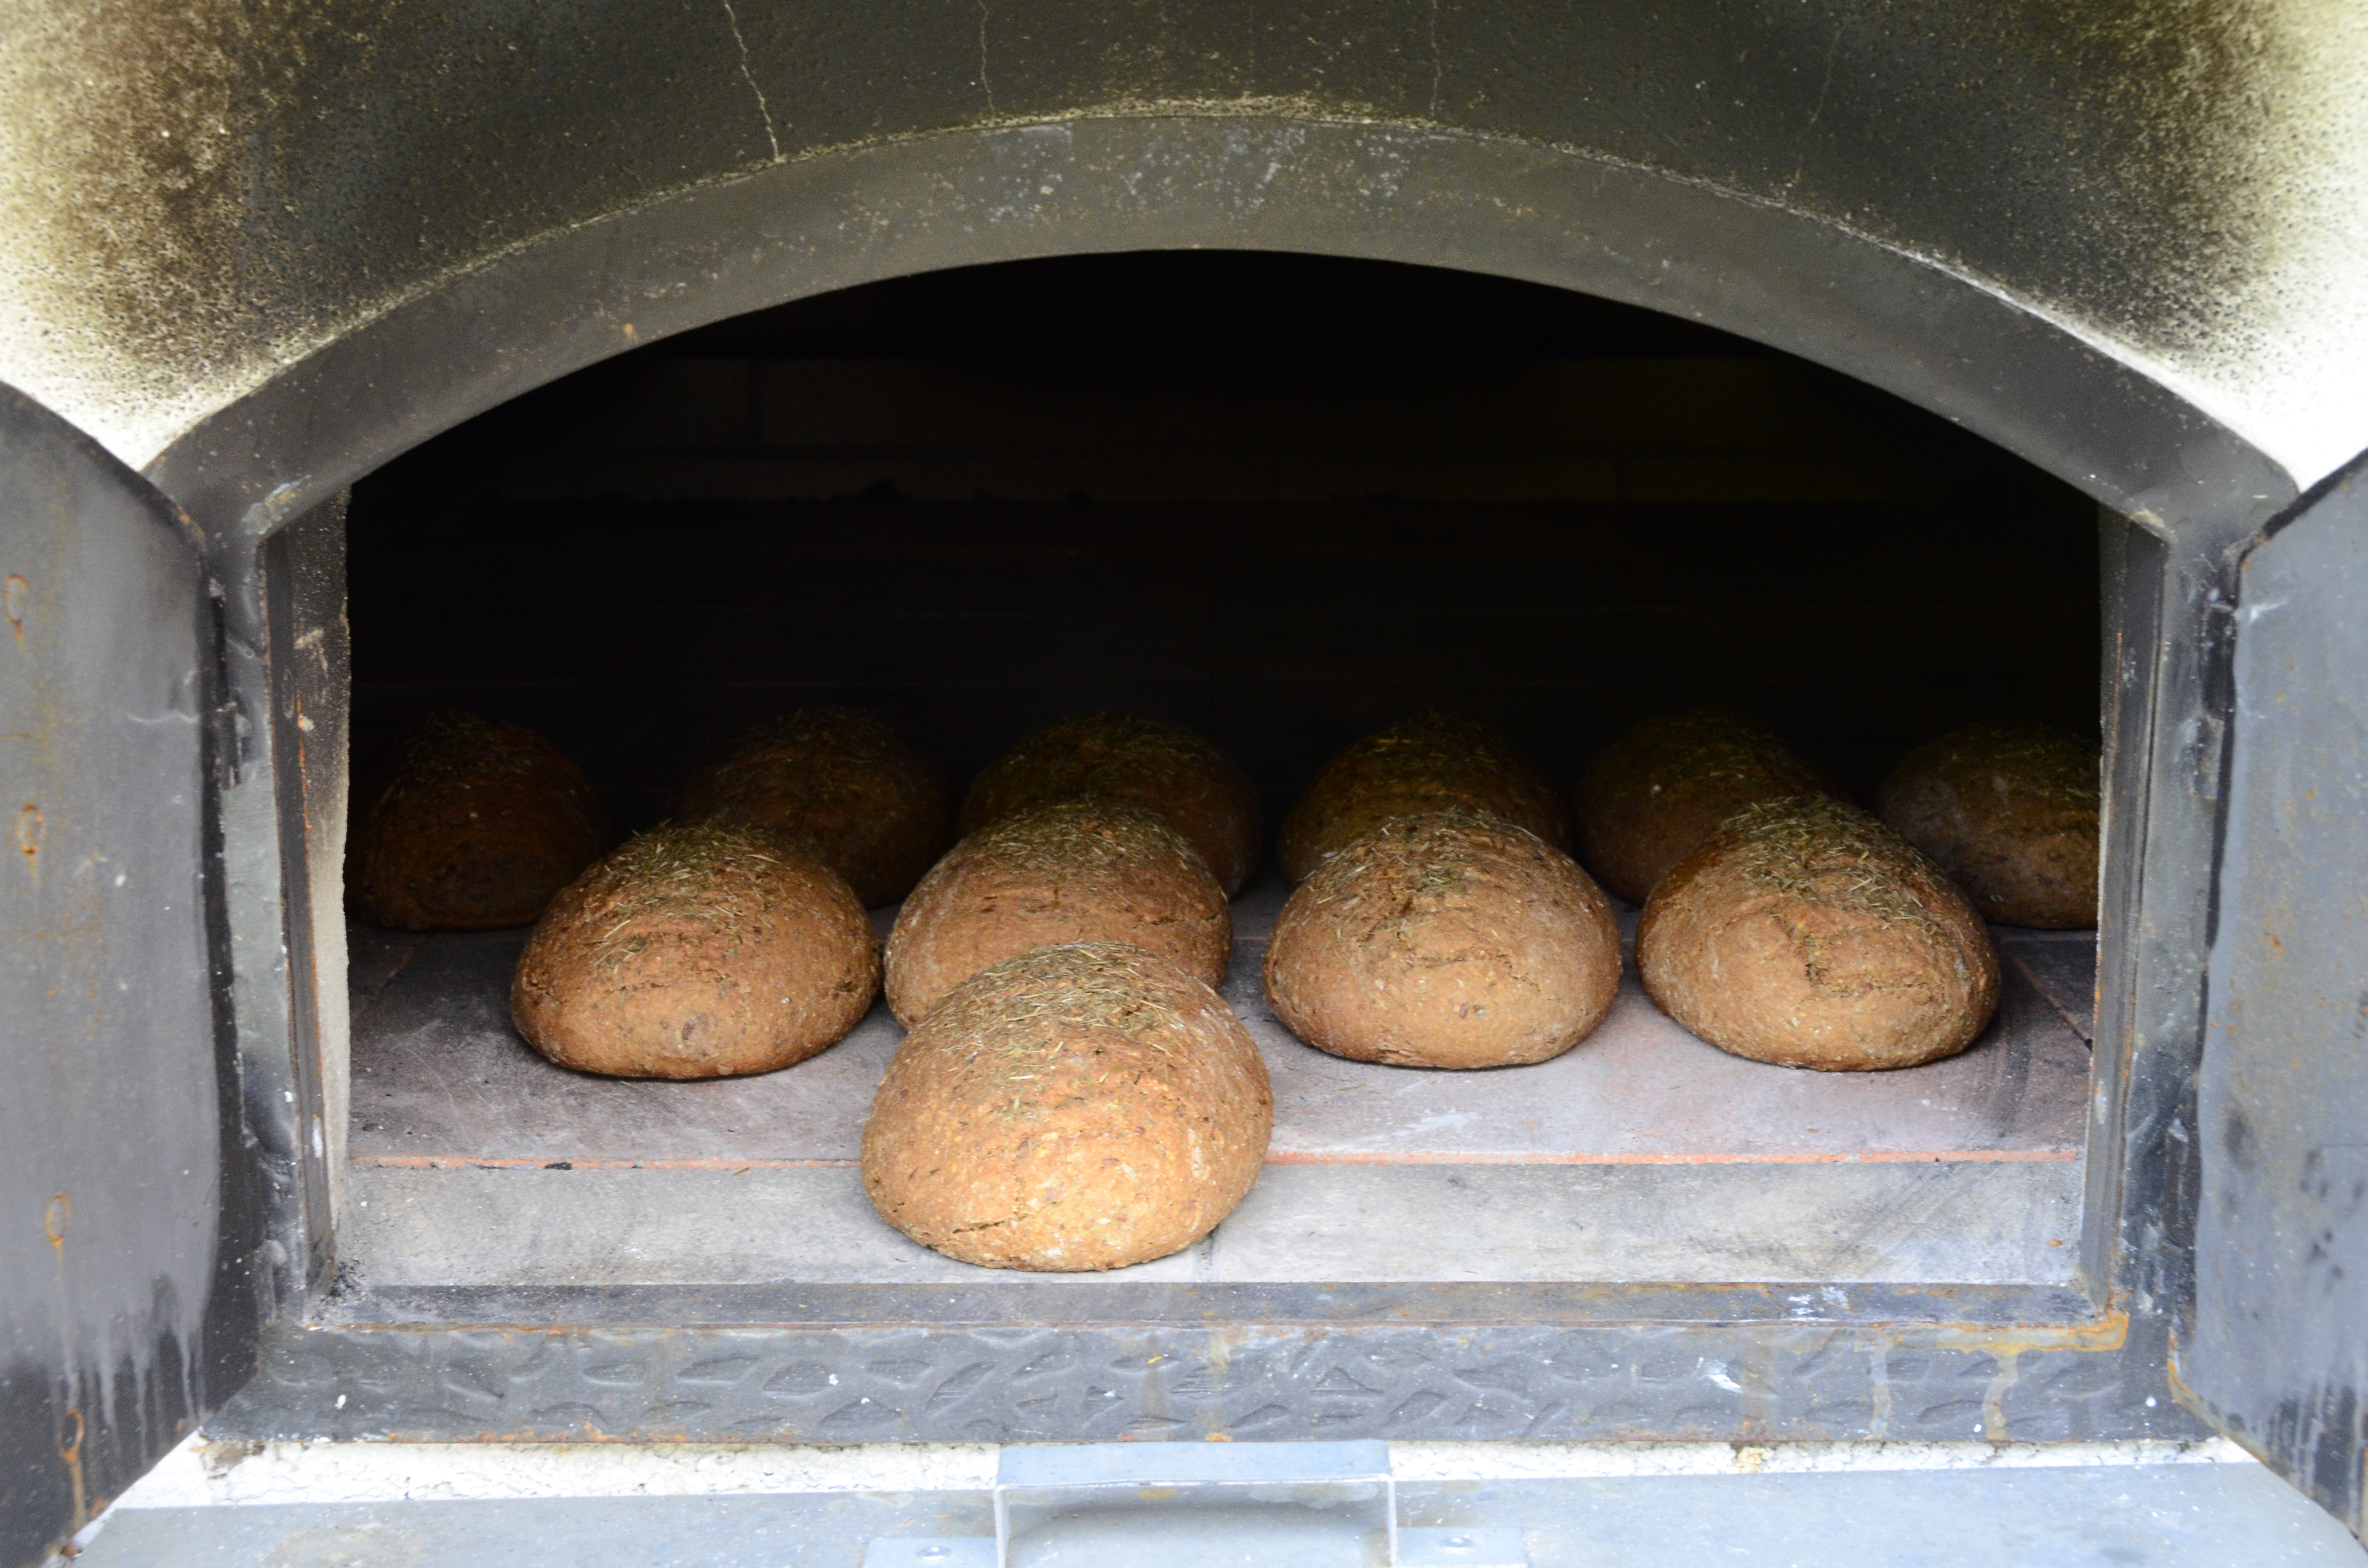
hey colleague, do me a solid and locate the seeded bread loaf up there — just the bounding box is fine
[960,714,1263,895]
[1575,710,1832,906]
[884,797,1230,1026]
[1266,808,1622,1069]
[1278,713,1569,883]
[862,943,1272,1271]
[673,708,951,906]
[349,710,609,931]
[1877,722,2100,929]
[511,821,878,1078]
[1636,796,1998,1071]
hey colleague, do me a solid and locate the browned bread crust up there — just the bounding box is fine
[862,943,1271,1271]
[1278,713,1569,883]
[1637,796,1998,1071]
[1266,808,1621,1069]
[1877,722,2100,929]
[885,797,1231,1026]
[959,714,1262,895]
[1574,710,1832,906]
[673,708,952,907]
[511,821,878,1079]
[349,710,609,931]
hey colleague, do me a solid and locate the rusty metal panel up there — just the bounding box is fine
[0,385,259,1567]
[2184,450,2368,1540]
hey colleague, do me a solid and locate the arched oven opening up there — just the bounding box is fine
[334,250,2103,1298]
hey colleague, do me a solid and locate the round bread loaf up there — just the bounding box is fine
[1266,808,1622,1069]
[959,714,1263,895]
[1877,722,2100,929]
[1278,713,1569,883]
[348,710,609,931]
[885,797,1230,1026]
[672,708,951,907]
[862,942,1271,1271]
[1637,796,1999,1071]
[511,821,879,1079]
[1574,710,1833,906]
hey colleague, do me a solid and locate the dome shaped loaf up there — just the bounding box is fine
[1266,809,1622,1069]
[1637,796,1999,1071]
[1575,710,1833,906]
[1279,713,1569,883]
[1878,721,2100,929]
[511,821,879,1078]
[959,714,1263,895]
[349,710,609,930]
[884,797,1230,1025]
[673,708,952,906]
[862,943,1272,1271]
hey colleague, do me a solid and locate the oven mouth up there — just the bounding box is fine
[314,250,2109,1328]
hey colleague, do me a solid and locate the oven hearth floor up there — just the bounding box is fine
[344,875,2094,1289]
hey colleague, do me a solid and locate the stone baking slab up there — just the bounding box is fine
[349,883,2092,1169]
[341,1155,2081,1286]
[340,1164,1207,1287]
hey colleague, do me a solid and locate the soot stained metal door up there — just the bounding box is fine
[0,385,259,1568]
[2186,450,2368,1542]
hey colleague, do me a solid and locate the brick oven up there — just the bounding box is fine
[3,4,2364,1561]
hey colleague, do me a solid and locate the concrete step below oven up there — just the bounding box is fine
[73,1440,2365,1568]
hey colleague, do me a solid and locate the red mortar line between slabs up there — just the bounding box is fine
[1260,1147,2081,1164]
[354,1147,2079,1169]
[355,1155,862,1170]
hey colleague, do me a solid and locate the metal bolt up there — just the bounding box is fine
[918,1549,950,1562]
[1443,1538,1474,1551]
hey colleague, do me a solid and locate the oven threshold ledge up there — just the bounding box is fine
[210,1285,2182,1446]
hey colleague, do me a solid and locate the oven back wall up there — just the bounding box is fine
[348,256,2098,826]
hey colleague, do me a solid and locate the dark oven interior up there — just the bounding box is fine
[335,251,2103,1296]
